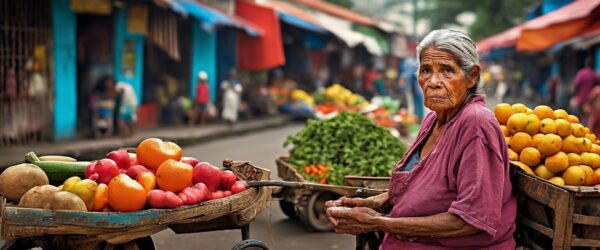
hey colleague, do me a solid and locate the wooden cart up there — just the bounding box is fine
[0,160,272,250]
[514,165,600,249]
[275,156,388,232]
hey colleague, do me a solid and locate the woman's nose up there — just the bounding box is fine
[428,72,443,88]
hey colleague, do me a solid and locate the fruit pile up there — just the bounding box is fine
[323,84,368,108]
[303,164,330,184]
[495,103,600,186]
[0,138,247,212]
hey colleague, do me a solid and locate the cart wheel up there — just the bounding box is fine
[298,191,338,232]
[279,199,298,219]
[231,239,269,250]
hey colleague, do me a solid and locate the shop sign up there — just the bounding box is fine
[71,0,112,15]
[128,5,148,35]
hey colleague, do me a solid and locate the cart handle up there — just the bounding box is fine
[247,180,387,198]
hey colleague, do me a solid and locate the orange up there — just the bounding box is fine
[534,105,556,120]
[136,172,157,193]
[572,123,586,137]
[512,103,528,114]
[562,166,585,186]
[525,114,541,135]
[500,125,510,137]
[568,115,580,124]
[545,152,569,174]
[93,183,108,212]
[136,138,183,170]
[562,135,581,154]
[507,113,528,134]
[510,132,532,153]
[580,165,595,186]
[107,174,147,212]
[555,119,572,138]
[520,147,541,167]
[548,177,566,186]
[567,153,582,166]
[586,133,597,143]
[530,134,545,148]
[534,165,555,180]
[539,118,557,134]
[554,109,569,120]
[494,103,515,125]
[508,149,519,161]
[156,159,192,192]
[514,161,534,175]
[537,134,562,156]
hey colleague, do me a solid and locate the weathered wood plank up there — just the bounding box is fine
[521,218,554,237]
[571,238,600,247]
[574,214,600,226]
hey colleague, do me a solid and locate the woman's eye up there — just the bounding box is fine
[443,67,453,73]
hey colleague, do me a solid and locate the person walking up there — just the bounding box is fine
[571,57,599,117]
[195,71,210,125]
[115,81,138,138]
[221,69,243,126]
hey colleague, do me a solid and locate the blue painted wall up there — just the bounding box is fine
[542,0,572,14]
[596,47,600,73]
[51,0,77,140]
[217,29,237,90]
[190,23,217,103]
[114,7,145,102]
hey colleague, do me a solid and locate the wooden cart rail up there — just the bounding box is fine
[514,164,600,249]
[0,160,271,246]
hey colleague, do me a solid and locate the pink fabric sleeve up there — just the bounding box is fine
[448,136,506,237]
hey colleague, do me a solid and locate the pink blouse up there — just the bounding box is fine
[381,95,517,249]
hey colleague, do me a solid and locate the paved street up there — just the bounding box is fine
[151,124,356,250]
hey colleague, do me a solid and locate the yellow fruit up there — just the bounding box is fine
[555,119,572,138]
[590,153,600,169]
[592,144,600,155]
[507,113,529,134]
[505,136,511,145]
[500,125,510,137]
[534,165,555,180]
[514,161,534,175]
[594,168,600,181]
[520,147,542,167]
[584,127,591,134]
[567,153,582,166]
[568,115,580,124]
[495,103,515,125]
[512,103,528,113]
[572,123,587,137]
[581,138,593,153]
[545,152,569,173]
[510,132,532,153]
[580,165,595,186]
[554,109,569,120]
[581,152,594,167]
[562,166,585,186]
[525,114,541,135]
[508,149,519,161]
[540,118,557,134]
[526,108,534,115]
[537,134,562,156]
[548,176,566,186]
[530,134,545,148]
[534,105,556,120]
[562,135,581,154]
[586,133,597,143]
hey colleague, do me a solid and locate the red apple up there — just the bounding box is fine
[126,165,150,179]
[208,190,224,200]
[220,170,237,191]
[85,161,97,179]
[94,159,120,184]
[230,181,247,194]
[107,149,130,170]
[192,183,209,202]
[147,189,167,208]
[192,162,222,192]
[164,191,183,208]
[181,157,199,167]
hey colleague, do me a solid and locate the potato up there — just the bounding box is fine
[19,185,58,209]
[51,191,87,211]
[19,186,86,211]
[0,163,49,202]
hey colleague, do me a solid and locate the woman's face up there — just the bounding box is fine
[418,48,477,114]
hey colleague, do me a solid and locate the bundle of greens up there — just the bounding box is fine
[284,112,408,185]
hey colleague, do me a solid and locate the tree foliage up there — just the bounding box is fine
[420,0,537,41]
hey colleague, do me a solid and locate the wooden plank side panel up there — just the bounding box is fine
[516,171,570,207]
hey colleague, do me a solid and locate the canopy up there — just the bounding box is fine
[258,0,327,34]
[517,0,600,51]
[290,0,376,27]
[310,12,383,56]
[476,25,523,54]
[162,0,261,36]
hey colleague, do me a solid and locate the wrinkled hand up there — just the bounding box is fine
[325,196,383,211]
[326,206,383,235]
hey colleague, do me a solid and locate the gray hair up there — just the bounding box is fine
[416,29,481,93]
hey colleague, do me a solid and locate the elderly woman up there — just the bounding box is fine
[326,29,516,249]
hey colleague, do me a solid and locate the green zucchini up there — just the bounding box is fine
[25,152,90,183]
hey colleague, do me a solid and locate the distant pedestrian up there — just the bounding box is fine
[585,86,600,137]
[115,82,138,138]
[195,71,210,125]
[571,57,599,117]
[221,69,243,126]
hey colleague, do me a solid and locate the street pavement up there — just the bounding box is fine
[151,124,356,250]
